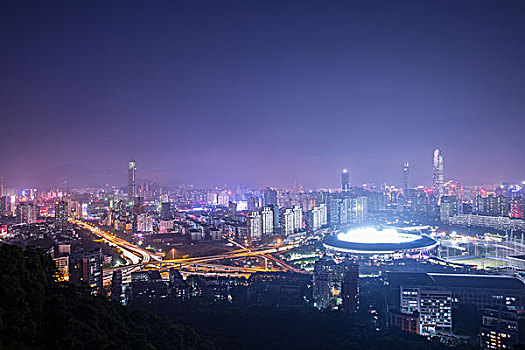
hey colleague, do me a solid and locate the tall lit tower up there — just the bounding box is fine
[432,149,444,202]
[128,160,136,205]
[402,162,409,194]
[342,169,350,192]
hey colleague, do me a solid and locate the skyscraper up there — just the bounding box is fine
[342,169,350,192]
[128,160,136,205]
[403,162,409,194]
[432,149,444,203]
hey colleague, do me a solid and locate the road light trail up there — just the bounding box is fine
[71,219,159,265]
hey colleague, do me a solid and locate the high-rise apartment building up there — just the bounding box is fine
[329,196,368,226]
[510,197,524,219]
[55,200,68,226]
[247,211,262,242]
[261,207,274,236]
[280,208,294,236]
[292,205,302,232]
[311,203,327,231]
[70,248,104,295]
[136,213,153,233]
[313,258,359,311]
[228,201,237,220]
[16,202,38,224]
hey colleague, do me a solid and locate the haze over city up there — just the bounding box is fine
[3,0,525,189]
[4,1,525,350]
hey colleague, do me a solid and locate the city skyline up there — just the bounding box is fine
[3,1,525,349]
[1,148,524,190]
[3,1,525,188]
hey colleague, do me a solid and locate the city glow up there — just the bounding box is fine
[337,227,422,244]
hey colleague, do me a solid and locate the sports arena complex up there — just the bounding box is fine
[323,227,438,255]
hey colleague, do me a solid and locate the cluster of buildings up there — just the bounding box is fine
[312,257,359,312]
[387,271,525,347]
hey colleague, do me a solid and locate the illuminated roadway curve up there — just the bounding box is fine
[72,219,302,276]
[70,219,159,265]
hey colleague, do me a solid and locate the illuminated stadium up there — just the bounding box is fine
[323,227,438,255]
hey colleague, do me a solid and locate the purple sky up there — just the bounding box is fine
[2,1,525,189]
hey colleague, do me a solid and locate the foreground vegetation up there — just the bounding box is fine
[134,299,455,350]
[0,244,213,350]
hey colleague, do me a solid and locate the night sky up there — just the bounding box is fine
[2,0,525,189]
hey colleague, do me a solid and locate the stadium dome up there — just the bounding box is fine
[323,227,437,254]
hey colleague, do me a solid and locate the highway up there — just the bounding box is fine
[72,219,303,281]
[71,219,159,265]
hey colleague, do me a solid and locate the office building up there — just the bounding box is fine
[403,162,409,194]
[160,201,171,220]
[130,270,168,301]
[342,169,350,192]
[440,196,458,223]
[263,187,277,206]
[388,272,525,312]
[432,148,444,203]
[400,287,452,335]
[480,308,519,349]
[128,160,136,205]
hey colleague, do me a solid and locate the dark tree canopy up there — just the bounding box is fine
[0,244,213,350]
